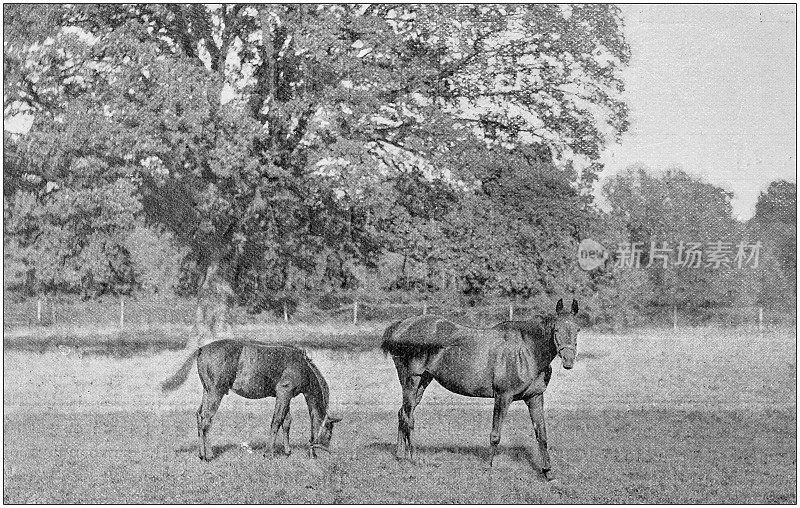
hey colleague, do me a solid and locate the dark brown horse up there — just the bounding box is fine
[381,299,579,480]
[161,339,341,461]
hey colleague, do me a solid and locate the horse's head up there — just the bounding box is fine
[311,411,343,457]
[553,298,579,369]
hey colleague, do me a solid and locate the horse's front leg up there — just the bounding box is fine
[265,388,291,459]
[489,393,512,466]
[280,408,292,456]
[526,393,554,480]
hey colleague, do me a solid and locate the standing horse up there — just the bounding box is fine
[161,339,341,461]
[381,298,579,480]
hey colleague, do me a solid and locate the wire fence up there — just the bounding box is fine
[2,293,793,332]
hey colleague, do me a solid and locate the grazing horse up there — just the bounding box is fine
[381,298,579,480]
[160,339,341,461]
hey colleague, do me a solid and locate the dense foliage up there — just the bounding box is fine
[601,168,796,323]
[3,4,794,322]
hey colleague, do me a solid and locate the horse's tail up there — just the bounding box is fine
[380,320,404,356]
[160,349,199,393]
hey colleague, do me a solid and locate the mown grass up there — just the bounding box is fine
[3,407,795,503]
[3,326,796,502]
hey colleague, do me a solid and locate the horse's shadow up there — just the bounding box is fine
[578,350,610,362]
[175,440,290,462]
[176,440,543,472]
[364,442,544,472]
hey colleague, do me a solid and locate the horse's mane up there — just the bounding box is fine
[494,313,556,340]
[449,314,556,333]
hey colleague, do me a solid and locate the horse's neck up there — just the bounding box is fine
[305,394,326,437]
[527,318,558,367]
[302,361,329,435]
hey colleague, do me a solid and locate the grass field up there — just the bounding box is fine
[3,325,797,503]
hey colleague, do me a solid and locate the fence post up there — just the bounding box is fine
[422,300,427,315]
[353,300,358,325]
[283,301,289,322]
[37,297,42,324]
[758,307,763,331]
[509,302,514,320]
[119,296,125,330]
[672,305,677,330]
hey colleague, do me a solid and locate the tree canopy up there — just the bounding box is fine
[602,167,797,315]
[4,4,631,302]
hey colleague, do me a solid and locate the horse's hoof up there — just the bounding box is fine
[543,470,558,483]
[395,454,415,465]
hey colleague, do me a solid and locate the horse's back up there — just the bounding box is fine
[197,339,309,398]
[381,315,461,356]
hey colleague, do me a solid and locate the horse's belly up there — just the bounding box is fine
[230,362,277,398]
[434,375,493,398]
[231,383,275,399]
[429,345,494,398]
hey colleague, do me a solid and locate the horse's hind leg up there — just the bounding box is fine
[408,372,433,459]
[196,389,224,461]
[414,372,433,406]
[392,357,418,461]
[526,394,553,480]
[392,355,431,461]
[392,358,409,459]
[399,372,431,462]
[398,385,416,460]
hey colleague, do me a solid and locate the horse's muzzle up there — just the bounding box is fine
[559,349,575,369]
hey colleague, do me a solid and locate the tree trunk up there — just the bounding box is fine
[194,261,232,348]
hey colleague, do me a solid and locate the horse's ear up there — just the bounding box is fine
[555,299,564,314]
[571,299,579,315]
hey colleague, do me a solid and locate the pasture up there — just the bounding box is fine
[3,325,797,503]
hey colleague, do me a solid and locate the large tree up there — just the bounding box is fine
[4,4,630,299]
